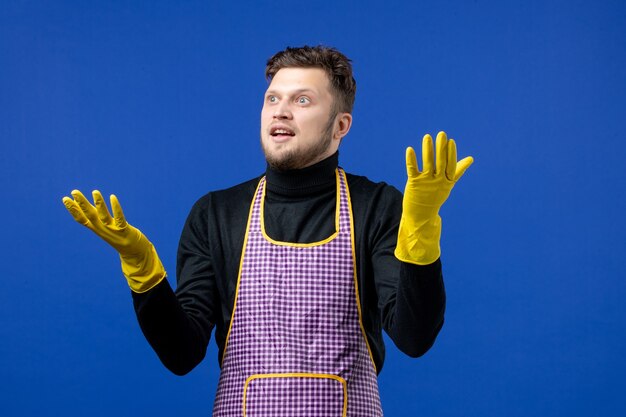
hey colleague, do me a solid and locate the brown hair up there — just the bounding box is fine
[265,45,356,114]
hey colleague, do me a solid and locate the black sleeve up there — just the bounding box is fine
[132,196,218,376]
[369,186,446,358]
[387,261,445,357]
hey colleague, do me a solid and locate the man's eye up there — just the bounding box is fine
[297,96,310,104]
[267,96,277,103]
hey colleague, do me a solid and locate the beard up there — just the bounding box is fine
[261,112,336,172]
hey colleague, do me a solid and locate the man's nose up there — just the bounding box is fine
[273,101,292,119]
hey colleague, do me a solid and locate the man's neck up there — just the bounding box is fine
[265,152,339,197]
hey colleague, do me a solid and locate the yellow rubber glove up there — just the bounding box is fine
[395,131,474,265]
[62,190,166,293]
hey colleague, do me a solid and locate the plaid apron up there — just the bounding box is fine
[212,169,383,417]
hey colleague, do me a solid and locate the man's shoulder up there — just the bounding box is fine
[186,175,263,218]
[211,175,264,199]
[193,175,262,204]
[343,170,403,228]
[344,171,402,201]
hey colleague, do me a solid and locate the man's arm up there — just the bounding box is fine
[62,190,217,376]
[132,196,218,375]
[381,261,446,358]
[368,194,446,358]
[370,131,472,358]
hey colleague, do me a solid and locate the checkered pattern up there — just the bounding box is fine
[212,169,383,417]
[245,376,344,416]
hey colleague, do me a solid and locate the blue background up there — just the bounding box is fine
[1,1,625,416]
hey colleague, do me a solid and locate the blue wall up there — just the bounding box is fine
[1,1,625,415]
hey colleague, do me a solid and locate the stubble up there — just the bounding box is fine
[261,111,337,172]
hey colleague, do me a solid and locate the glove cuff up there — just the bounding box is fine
[394,214,442,265]
[120,243,167,293]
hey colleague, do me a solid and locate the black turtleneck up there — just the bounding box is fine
[264,152,337,243]
[132,152,446,377]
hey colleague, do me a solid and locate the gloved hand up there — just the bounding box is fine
[62,190,166,293]
[395,131,474,265]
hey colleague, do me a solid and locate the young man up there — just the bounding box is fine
[63,45,473,416]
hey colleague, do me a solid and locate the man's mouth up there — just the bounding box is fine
[270,126,296,138]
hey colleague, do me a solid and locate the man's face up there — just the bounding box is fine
[260,67,339,171]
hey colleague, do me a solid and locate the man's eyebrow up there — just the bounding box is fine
[265,88,318,96]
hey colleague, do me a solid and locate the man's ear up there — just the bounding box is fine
[334,112,353,140]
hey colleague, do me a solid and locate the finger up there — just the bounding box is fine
[110,194,127,228]
[446,139,458,181]
[62,196,90,226]
[70,189,100,223]
[92,190,113,225]
[435,131,448,176]
[406,147,420,178]
[422,134,434,174]
[454,156,474,182]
